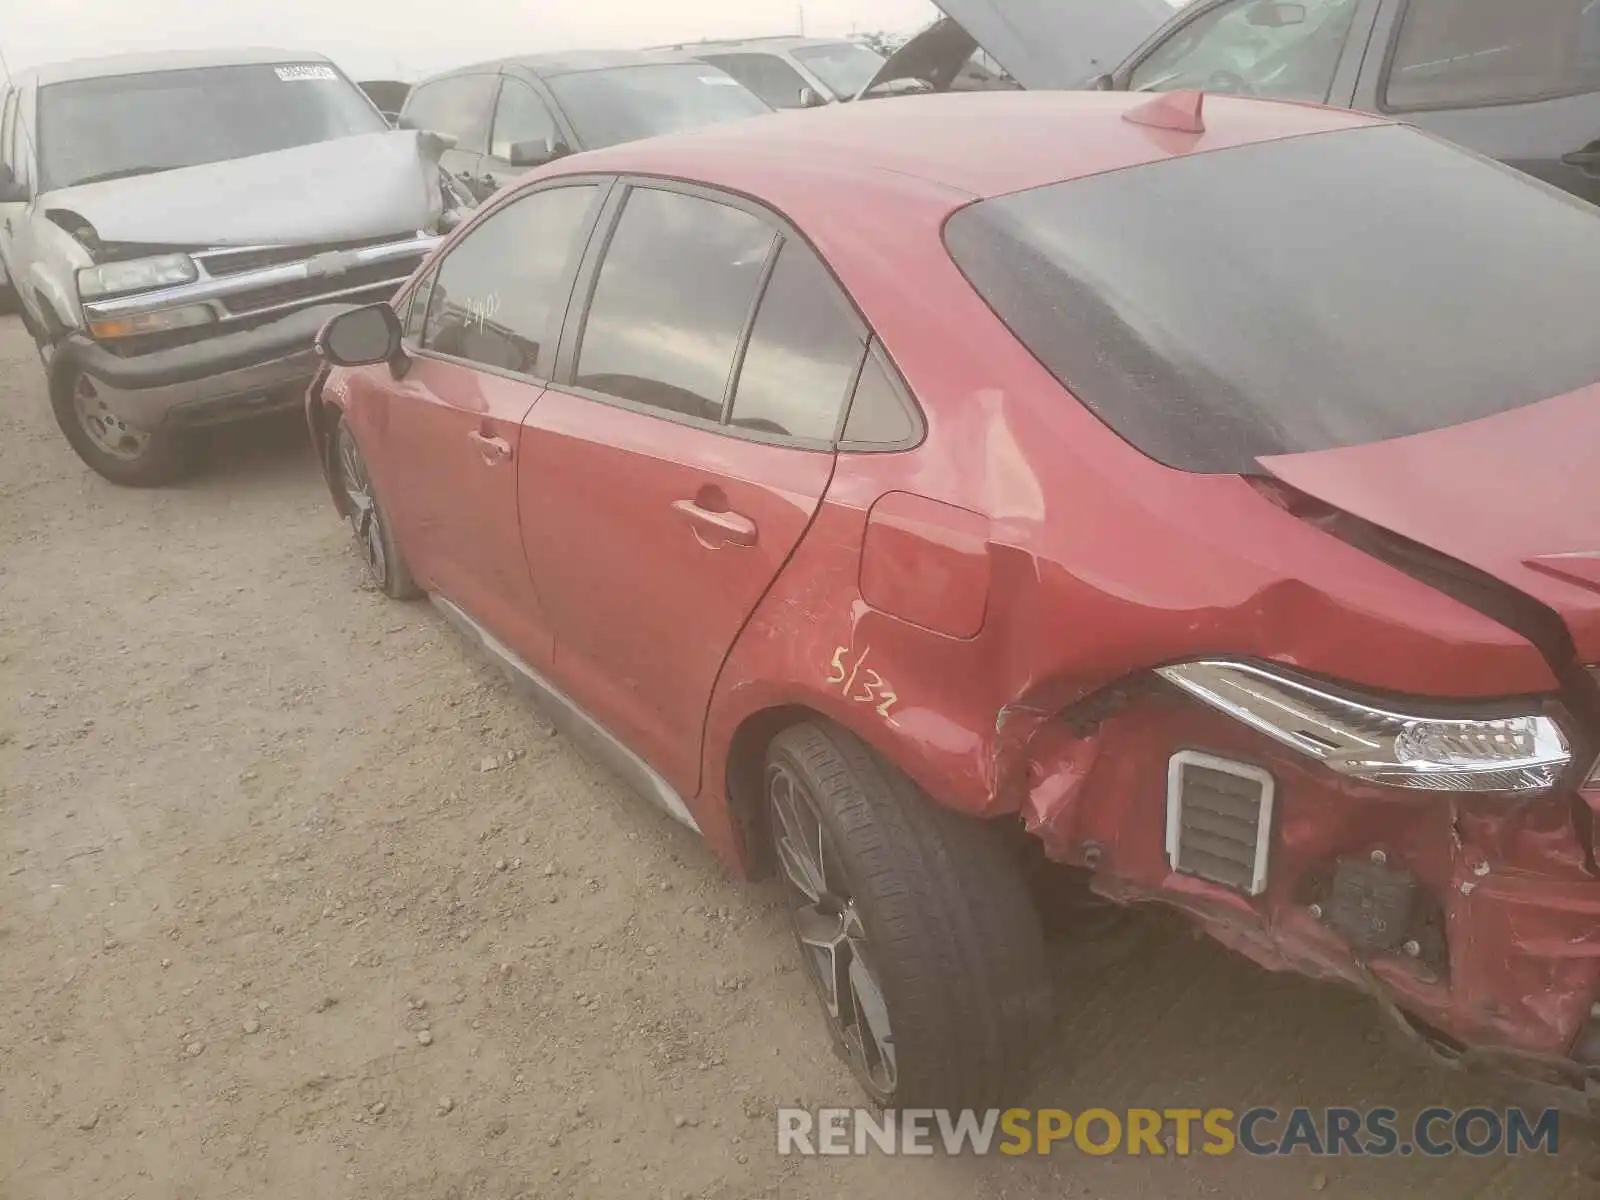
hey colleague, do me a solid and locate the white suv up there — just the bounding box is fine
[0,48,470,485]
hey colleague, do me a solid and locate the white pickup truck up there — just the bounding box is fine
[0,48,471,485]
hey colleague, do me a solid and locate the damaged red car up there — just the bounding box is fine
[308,88,1600,1110]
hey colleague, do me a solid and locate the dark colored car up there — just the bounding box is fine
[869,0,1600,203]
[309,89,1600,1110]
[398,50,771,201]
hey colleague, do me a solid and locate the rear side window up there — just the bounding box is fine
[490,80,560,160]
[423,184,598,375]
[1385,0,1600,110]
[703,53,811,108]
[576,187,775,421]
[404,74,497,151]
[730,240,867,440]
[944,125,1600,474]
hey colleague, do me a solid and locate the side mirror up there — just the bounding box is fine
[798,86,828,109]
[508,136,570,168]
[1088,72,1116,92]
[317,304,406,371]
[0,164,27,204]
[1247,2,1307,28]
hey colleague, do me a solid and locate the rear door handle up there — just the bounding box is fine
[672,499,758,547]
[468,429,512,465]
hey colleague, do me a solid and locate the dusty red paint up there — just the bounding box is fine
[309,91,1600,1104]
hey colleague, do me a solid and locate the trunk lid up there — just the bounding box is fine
[40,129,449,247]
[1258,383,1600,666]
[860,0,1175,96]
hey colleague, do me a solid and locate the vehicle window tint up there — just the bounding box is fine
[944,125,1600,474]
[703,53,811,107]
[576,188,774,421]
[1385,0,1600,110]
[490,81,559,160]
[404,75,496,151]
[842,349,917,447]
[1128,0,1362,102]
[730,240,865,440]
[422,185,598,374]
[791,42,887,99]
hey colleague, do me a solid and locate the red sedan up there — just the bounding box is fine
[309,88,1600,1109]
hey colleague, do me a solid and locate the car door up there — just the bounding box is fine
[481,76,572,193]
[520,182,870,798]
[401,73,500,200]
[0,85,20,282]
[372,180,607,672]
[1355,0,1600,206]
[0,85,35,305]
[1115,0,1379,106]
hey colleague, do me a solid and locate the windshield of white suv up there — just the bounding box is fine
[38,62,387,192]
[790,42,887,98]
[546,63,772,149]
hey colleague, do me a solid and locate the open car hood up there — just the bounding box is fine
[859,0,1176,96]
[1258,383,1600,667]
[41,129,451,248]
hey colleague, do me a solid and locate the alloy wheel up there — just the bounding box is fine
[72,374,150,461]
[768,761,897,1097]
[337,427,388,584]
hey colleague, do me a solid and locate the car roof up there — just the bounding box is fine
[417,48,705,84]
[652,36,860,54]
[12,47,334,89]
[554,89,1389,205]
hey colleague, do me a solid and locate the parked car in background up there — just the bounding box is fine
[651,36,888,108]
[399,51,771,202]
[878,0,1600,204]
[310,89,1600,1110]
[0,48,471,486]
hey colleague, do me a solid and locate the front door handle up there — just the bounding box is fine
[468,429,512,465]
[672,499,757,548]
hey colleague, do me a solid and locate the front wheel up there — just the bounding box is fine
[766,722,1052,1108]
[49,363,191,487]
[335,421,420,600]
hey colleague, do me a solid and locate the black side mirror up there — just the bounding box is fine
[317,304,406,373]
[798,86,828,109]
[1247,2,1307,28]
[0,164,27,204]
[508,136,570,168]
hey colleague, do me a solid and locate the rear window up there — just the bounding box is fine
[943,125,1600,474]
[546,64,771,150]
[1385,0,1600,110]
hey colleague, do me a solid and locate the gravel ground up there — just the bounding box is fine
[0,314,1594,1198]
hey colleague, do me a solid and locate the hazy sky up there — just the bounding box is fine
[3,0,942,80]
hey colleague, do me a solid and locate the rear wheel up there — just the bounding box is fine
[766,722,1052,1108]
[49,363,191,487]
[336,420,420,600]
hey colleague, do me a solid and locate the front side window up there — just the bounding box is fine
[490,81,560,160]
[422,184,599,375]
[546,65,770,149]
[730,240,866,440]
[1,90,15,176]
[403,74,497,151]
[576,187,775,421]
[1385,0,1600,110]
[703,53,812,108]
[37,63,387,193]
[945,125,1600,474]
[1128,0,1362,102]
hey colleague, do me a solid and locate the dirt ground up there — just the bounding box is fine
[0,312,1595,1199]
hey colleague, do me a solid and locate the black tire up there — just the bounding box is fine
[334,420,420,600]
[766,721,1052,1109]
[49,361,192,487]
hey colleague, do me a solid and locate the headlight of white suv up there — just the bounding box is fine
[1158,660,1571,794]
[77,254,198,299]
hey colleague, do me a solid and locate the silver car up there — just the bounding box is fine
[0,48,470,486]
